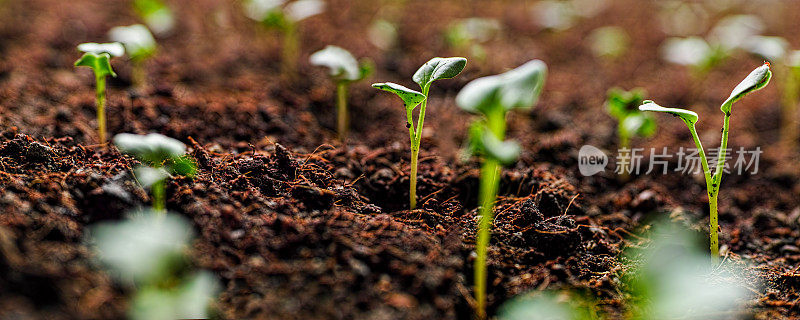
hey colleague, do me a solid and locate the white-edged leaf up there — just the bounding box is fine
[721,63,772,112]
[114,133,187,164]
[412,57,467,89]
[285,0,324,22]
[78,42,125,57]
[660,37,710,66]
[135,166,169,188]
[372,82,426,109]
[310,45,361,81]
[243,0,285,20]
[109,24,156,61]
[456,59,547,114]
[639,100,698,125]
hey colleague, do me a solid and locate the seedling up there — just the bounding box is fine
[445,18,501,61]
[639,63,771,259]
[89,210,220,319]
[372,57,467,210]
[606,87,656,180]
[109,24,157,89]
[113,133,196,213]
[456,60,547,318]
[244,0,325,79]
[75,42,124,144]
[133,0,175,35]
[309,45,372,141]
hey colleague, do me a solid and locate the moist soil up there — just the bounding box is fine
[1,0,799,319]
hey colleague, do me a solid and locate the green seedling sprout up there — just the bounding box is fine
[89,210,220,320]
[309,45,372,141]
[244,0,325,79]
[639,63,771,259]
[109,24,157,89]
[445,18,501,61]
[784,51,800,152]
[456,60,547,319]
[113,133,196,213]
[372,57,467,210]
[606,87,656,180]
[133,0,175,35]
[75,42,125,144]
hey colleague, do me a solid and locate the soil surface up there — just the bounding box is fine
[1,0,799,319]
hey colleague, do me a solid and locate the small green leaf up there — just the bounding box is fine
[75,52,117,78]
[114,133,187,165]
[721,63,772,113]
[372,82,426,109]
[412,57,467,90]
[622,113,656,138]
[606,87,646,120]
[167,155,197,178]
[639,100,699,125]
[309,45,361,81]
[109,24,157,62]
[77,42,125,57]
[456,60,547,114]
[481,130,520,165]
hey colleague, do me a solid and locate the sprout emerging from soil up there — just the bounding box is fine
[88,210,220,319]
[456,59,547,318]
[109,24,157,89]
[244,0,325,79]
[309,45,372,141]
[113,133,196,213]
[372,57,467,210]
[639,63,771,259]
[606,87,656,180]
[75,42,124,144]
[133,0,175,35]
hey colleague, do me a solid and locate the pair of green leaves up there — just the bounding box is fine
[606,87,656,139]
[372,57,468,110]
[114,133,197,187]
[75,42,125,78]
[309,45,372,82]
[457,60,548,164]
[640,62,772,124]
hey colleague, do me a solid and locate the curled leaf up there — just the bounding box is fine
[721,63,771,113]
[639,100,698,125]
[371,82,426,109]
[412,57,467,90]
[77,42,125,57]
[456,60,547,114]
[114,133,187,165]
[309,45,361,81]
[74,52,117,78]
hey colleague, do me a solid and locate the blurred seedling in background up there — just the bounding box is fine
[531,0,608,31]
[75,42,124,144]
[456,60,547,319]
[243,0,325,79]
[498,221,753,320]
[309,45,372,142]
[372,57,466,210]
[88,210,220,320]
[133,0,175,35]
[109,24,157,89]
[588,26,630,61]
[605,87,656,180]
[114,133,196,213]
[639,63,771,259]
[445,18,501,62]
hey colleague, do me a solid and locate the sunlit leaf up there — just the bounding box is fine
[371,82,426,109]
[412,57,467,90]
[456,60,547,114]
[721,62,772,113]
[639,100,699,125]
[74,52,117,78]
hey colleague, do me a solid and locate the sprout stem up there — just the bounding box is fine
[95,73,107,144]
[687,123,716,259]
[152,179,166,214]
[619,128,630,181]
[336,81,348,142]
[407,85,430,210]
[781,66,799,152]
[282,22,299,80]
[475,106,506,319]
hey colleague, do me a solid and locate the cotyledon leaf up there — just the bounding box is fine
[74,52,117,78]
[456,59,547,114]
[721,62,772,113]
[639,100,699,125]
[412,57,467,90]
[371,82,426,109]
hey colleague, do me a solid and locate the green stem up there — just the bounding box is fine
[95,73,107,144]
[708,112,732,259]
[781,66,799,152]
[282,22,299,80]
[475,107,505,319]
[687,123,716,259]
[619,127,630,181]
[152,178,166,214]
[336,81,348,142]
[408,85,430,210]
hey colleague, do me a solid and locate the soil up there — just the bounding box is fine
[1,0,799,319]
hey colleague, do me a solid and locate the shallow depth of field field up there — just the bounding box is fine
[1,0,799,319]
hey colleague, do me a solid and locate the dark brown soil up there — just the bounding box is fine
[1,0,799,319]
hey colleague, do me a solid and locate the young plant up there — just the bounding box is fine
[244,0,325,79]
[456,60,547,319]
[372,57,467,209]
[109,24,157,89]
[309,45,372,141]
[133,0,175,35]
[113,133,196,213]
[639,63,771,259]
[75,42,125,144]
[606,87,656,180]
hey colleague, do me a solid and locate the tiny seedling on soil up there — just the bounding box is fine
[456,60,547,319]
[372,57,467,210]
[639,63,771,259]
[113,133,196,213]
[75,42,124,144]
[109,24,157,89]
[133,0,175,35]
[605,87,656,180]
[309,45,372,141]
